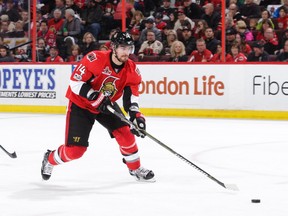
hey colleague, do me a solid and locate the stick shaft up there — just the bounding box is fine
[107,106,228,189]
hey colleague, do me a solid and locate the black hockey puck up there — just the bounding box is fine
[251,199,260,203]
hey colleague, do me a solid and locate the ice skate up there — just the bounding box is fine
[129,166,155,182]
[41,150,54,180]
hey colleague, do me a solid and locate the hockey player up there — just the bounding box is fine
[41,31,155,182]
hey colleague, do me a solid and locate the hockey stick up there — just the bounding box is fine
[107,105,238,191]
[0,145,17,158]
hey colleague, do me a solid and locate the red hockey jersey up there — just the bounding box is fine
[66,50,142,114]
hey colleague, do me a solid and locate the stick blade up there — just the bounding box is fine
[10,152,17,158]
[224,184,239,191]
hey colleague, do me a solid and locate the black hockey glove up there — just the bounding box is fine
[88,91,112,114]
[129,111,146,138]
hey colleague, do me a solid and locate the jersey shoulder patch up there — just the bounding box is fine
[87,52,97,62]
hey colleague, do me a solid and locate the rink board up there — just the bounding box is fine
[0,64,287,119]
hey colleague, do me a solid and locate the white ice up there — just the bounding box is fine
[0,113,288,216]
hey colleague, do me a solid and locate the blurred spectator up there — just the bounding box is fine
[155,13,167,32]
[65,0,82,15]
[1,14,15,32]
[129,10,145,31]
[169,40,188,62]
[47,0,66,19]
[37,20,57,48]
[67,44,82,62]
[46,46,64,62]
[235,33,252,56]
[187,38,213,62]
[139,18,162,43]
[36,9,44,23]
[80,32,99,56]
[134,0,145,12]
[138,30,163,58]
[104,28,118,50]
[0,35,5,46]
[20,10,29,34]
[279,29,288,50]
[276,6,288,30]
[272,0,288,18]
[235,20,254,42]
[130,28,141,55]
[80,0,103,40]
[276,39,288,61]
[74,0,86,9]
[102,1,118,34]
[99,44,109,51]
[194,19,208,39]
[154,0,176,18]
[201,3,221,31]
[225,27,237,53]
[226,42,247,62]
[35,37,49,62]
[183,0,203,19]
[162,29,177,55]
[0,20,12,38]
[239,0,261,19]
[248,18,258,31]
[179,26,196,56]
[58,8,81,58]
[113,0,135,30]
[10,20,25,37]
[258,0,281,7]
[143,0,161,17]
[13,47,29,62]
[0,45,15,62]
[174,9,195,35]
[174,0,183,8]
[48,9,65,36]
[263,27,279,54]
[166,11,177,29]
[225,16,235,30]
[204,27,220,54]
[256,9,274,30]
[211,44,224,62]
[226,3,244,22]
[255,19,274,41]
[0,0,21,22]
[247,41,269,62]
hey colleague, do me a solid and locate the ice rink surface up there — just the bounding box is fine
[0,113,288,216]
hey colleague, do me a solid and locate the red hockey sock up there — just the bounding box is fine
[48,145,87,165]
[112,126,140,170]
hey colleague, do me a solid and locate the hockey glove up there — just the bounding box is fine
[88,91,112,114]
[129,111,146,138]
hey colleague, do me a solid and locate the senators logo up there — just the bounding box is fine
[100,76,119,97]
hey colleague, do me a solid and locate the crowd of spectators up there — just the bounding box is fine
[0,0,288,62]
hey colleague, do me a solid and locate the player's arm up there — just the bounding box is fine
[69,53,111,111]
[123,85,146,138]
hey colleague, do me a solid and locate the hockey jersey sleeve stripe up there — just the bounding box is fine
[70,80,92,98]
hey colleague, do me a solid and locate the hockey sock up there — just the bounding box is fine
[48,145,87,165]
[112,126,140,170]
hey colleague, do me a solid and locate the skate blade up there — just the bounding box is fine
[134,176,156,183]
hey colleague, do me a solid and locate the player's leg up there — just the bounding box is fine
[96,103,155,182]
[41,102,94,180]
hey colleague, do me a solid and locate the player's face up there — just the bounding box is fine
[115,44,134,62]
